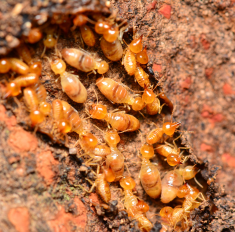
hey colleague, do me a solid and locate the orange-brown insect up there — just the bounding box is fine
[0,58,11,73]
[136,46,148,64]
[29,61,42,77]
[73,14,89,26]
[139,144,161,199]
[28,28,43,44]
[129,34,143,54]
[104,130,124,181]
[16,43,32,65]
[41,27,57,57]
[161,170,184,203]
[96,77,145,111]
[23,87,45,126]
[120,176,153,232]
[100,37,123,61]
[31,83,51,116]
[134,64,150,88]
[82,167,112,203]
[47,57,87,103]
[61,100,84,135]
[80,25,96,47]
[123,48,136,76]
[4,73,39,98]
[146,122,181,145]
[61,48,109,74]
[52,99,72,134]
[89,104,140,132]
[9,58,29,75]
[159,92,174,113]
[178,165,200,181]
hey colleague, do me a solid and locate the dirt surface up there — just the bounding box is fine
[0,0,235,232]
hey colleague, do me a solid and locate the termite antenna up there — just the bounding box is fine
[194,177,203,188]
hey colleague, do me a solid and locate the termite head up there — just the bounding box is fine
[57,119,72,134]
[89,103,107,119]
[140,144,154,159]
[30,110,45,127]
[104,130,120,146]
[80,132,98,149]
[4,82,21,98]
[95,61,109,74]
[120,176,136,190]
[162,122,181,136]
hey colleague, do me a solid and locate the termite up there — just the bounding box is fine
[41,27,57,57]
[161,170,184,203]
[146,122,181,145]
[134,64,150,88]
[80,24,96,47]
[28,28,43,44]
[104,130,124,181]
[89,103,140,132]
[96,77,145,111]
[4,73,39,98]
[139,144,162,199]
[47,57,87,103]
[52,99,72,134]
[23,87,45,126]
[120,176,153,232]
[61,48,109,74]
[100,37,123,61]
[8,58,29,75]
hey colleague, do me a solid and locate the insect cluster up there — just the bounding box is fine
[0,10,205,232]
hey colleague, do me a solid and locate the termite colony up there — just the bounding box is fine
[0,9,206,232]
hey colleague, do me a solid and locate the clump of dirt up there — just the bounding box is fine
[0,0,235,232]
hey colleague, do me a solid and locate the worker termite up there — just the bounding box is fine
[80,25,96,47]
[79,166,111,203]
[23,87,45,126]
[146,122,181,145]
[41,27,57,57]
[159,92,174,113]
[155,137,189,167]
[4,73,39,98]
[139,144,162,199]
[9,58,29,75]
[61,48,109,74]
[120,176,153,232]
[134,64,150,88]
[47,57,87,103]
[31,83,51,116]
[0,58,11,73]
[28,28,43,44]
[161,170,184,203]
[52,99,72,134]
[123,48,136,76]
[89,103,140,132]
[177,183,205,212]
[100,37,123,61]
[96,77,145,111]
[104,130,124,181]
[160,206,188,228]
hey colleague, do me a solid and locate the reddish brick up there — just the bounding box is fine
[223,83,234,95]
[8,128,38,153]
[200,33,210,50]
[36,151,59,185]
[49,197,87,232]
[200,143,213,152]
[222,153,235,167]
[210,113,224,123]
[181,76,192,89]
[146,0,157,11]
[152,63,162,72]
[205,67,214,79]
[158,5,171,19]
[8,207,30,232]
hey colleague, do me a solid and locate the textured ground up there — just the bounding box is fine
[0,0,235,231]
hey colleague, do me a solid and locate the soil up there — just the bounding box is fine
[0,0,235,232]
